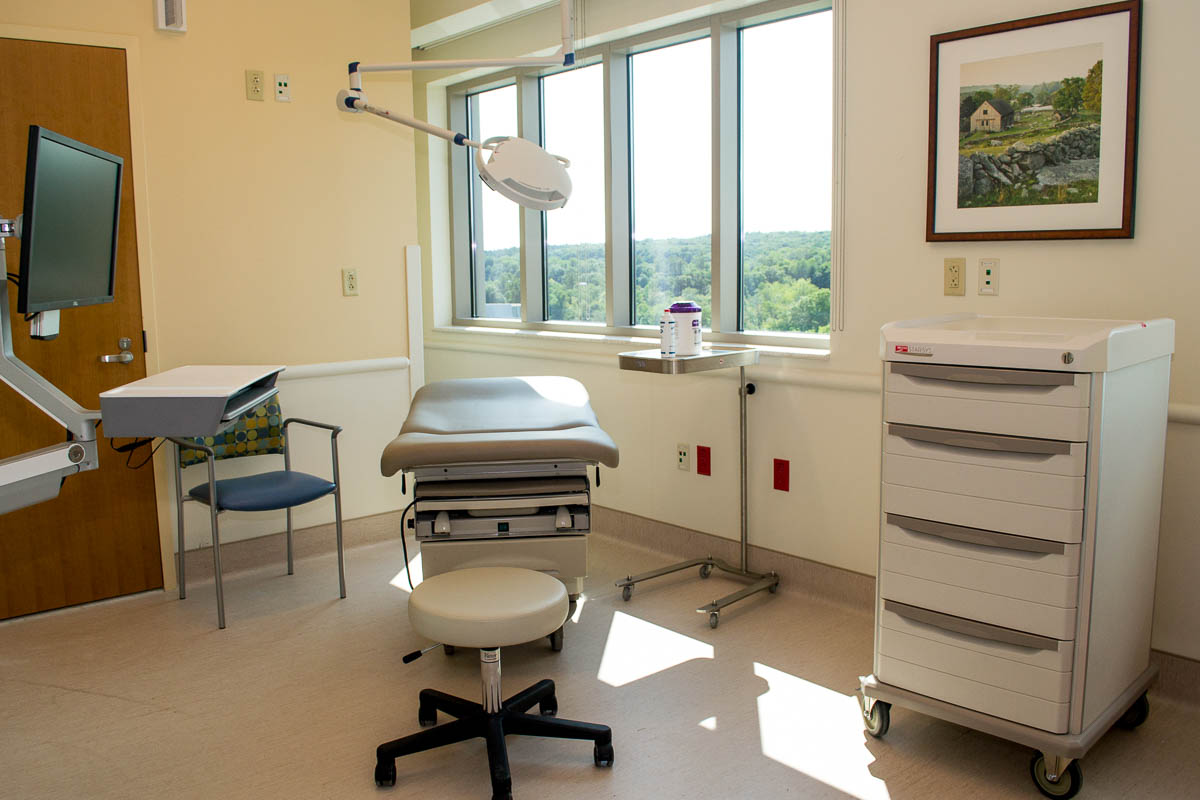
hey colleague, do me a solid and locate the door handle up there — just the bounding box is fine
[100,351,134,364]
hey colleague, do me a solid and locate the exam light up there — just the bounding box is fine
[337,0,577,211]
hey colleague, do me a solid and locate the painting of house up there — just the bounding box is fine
[969,98,1015,131]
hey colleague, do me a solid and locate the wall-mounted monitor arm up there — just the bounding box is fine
[0,223,100,514]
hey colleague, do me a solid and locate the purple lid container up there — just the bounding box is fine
[669,301,702,313]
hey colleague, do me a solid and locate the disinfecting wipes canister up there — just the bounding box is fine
[670,301,702,356]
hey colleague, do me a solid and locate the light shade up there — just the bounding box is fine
[476,136,572,211]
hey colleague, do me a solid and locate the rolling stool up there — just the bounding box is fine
[374,566,614,799]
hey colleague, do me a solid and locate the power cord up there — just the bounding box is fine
[398,497,418,591]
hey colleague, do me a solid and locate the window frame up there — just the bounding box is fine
[446,0,842,349]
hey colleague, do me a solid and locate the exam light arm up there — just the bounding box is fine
[336,90,485,149]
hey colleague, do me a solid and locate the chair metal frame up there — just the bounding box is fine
[168,417,346,629]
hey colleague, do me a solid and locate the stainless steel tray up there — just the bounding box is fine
[617,346,759,375]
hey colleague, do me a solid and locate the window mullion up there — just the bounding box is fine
[604,49,631,328]
[449,95,476,320]
[712,21,739,335]
[517,74,545,323]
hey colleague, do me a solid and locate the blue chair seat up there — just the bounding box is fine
[189,470,336,512]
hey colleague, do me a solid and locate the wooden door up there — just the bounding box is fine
[0,38,162,619]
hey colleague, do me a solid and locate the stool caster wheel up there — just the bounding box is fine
[492,792,512,800]
[418,706,437,727]
[621,584,633,602]
[548,626,564,652]
[709,611,720,629]
[491,777,512,800]
[374,760,396,787]
[539,695,558,717]
[699,564,713,579]
[442,644,455,656]
[594,742,615,768]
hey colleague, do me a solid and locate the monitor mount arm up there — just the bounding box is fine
[0,220,101,515]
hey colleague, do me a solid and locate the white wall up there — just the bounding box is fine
[414,0,1200,660]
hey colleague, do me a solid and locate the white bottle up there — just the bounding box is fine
[659,309,676,357]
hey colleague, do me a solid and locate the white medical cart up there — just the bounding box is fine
[859,314,1174,799]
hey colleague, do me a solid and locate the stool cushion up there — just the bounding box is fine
[408,567,568,649]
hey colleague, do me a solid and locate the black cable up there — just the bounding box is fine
[398,496,418,591]
[127,438,165,470]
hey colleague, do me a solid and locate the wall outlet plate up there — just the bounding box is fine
[342,268,359,296]
[245,69,265,101]
[944,258,966,296]
[979,258,999,295]
[677,443,690,472]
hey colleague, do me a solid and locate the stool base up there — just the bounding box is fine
[374,679,613,799]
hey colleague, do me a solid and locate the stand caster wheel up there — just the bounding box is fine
[699,564,713,579]
[768,578,779,594]
[863,700,890,738]
[540,695,558,717]
[1030,754,1082,799]
[709,611,720,629]
[1116,692,1149,730]
[621,584,633,602]
[594,742,615,767]
[548,626,564,652]
[374,760,396,787]
[418,706,436,727]
[443,644,455,656]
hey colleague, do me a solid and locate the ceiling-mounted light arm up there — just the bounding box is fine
[337,86,484,149]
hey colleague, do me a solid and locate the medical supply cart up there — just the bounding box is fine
[859,314,1174,799]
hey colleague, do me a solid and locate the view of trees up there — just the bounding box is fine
[480,230,831,333]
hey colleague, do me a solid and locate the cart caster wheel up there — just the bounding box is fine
[442,644,455,656]
[594,742,615,767]
[568,598,577,618]
[621,584,633,602]
[864,700,890,738]
[1116,692,1149,730]
[768,579,779,594]
[418,706,436,727]
[540,695,558,717]
[1030,755,1082,799]
[699,564,713,579]
[709,612,720,629]
[374,760,396,787]
[548,626,564,652]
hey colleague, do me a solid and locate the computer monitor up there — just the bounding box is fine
[17,125,123,314]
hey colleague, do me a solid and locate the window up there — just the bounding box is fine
[468,84,521,319]
[739,11,833,333]
[448,1,838,346]
[541,64,606,323]
[630,38,712,327]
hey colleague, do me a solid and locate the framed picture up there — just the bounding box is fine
[926,1,1141,241]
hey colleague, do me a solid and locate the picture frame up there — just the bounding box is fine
[926,1,1141,241]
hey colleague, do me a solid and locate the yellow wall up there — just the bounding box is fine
[1,0,417,367]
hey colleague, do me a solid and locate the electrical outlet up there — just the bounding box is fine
[944,258,966,296]
[274,73,291,102]
[341,268,359,296]
[979,258,999,295]
[677,443,690,472]
[244,69,265,101]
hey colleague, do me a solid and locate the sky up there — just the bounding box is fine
[473,10,833,250]
[960,42,1103,88]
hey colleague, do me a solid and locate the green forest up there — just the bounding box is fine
[481,230,831,334]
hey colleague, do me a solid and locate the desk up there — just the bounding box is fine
[615,346,778,628]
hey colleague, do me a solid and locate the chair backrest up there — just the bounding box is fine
[178,398,287,468]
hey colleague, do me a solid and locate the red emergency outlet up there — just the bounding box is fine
[697,445,711,476]
[773,458,789,491]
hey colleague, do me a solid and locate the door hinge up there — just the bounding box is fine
[142,330,148,353]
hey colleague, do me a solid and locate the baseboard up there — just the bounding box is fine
[1150,650,1200,705]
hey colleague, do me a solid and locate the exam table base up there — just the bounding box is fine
[374,679,612,799]
[858,665,1157,798]
[615,555,779,628]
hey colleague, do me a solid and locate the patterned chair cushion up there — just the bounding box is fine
[178,399,286,468]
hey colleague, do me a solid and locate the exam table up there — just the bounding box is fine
[381,377,619,646]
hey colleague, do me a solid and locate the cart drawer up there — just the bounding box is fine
[880,604,1073,672]
[884,454,1085,510]
[879,569,1077,640]
[886,363,1090,407]
[884,515,1080,577]
[421,535,587,580]
[886,392,1090,441]
[876,656,1069,733]
[884,423,1087,477]
[883,484,1083,544]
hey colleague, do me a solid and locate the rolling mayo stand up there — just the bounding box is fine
[615,346,779,628]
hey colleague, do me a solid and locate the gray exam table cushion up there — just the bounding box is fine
[381,376,620,476]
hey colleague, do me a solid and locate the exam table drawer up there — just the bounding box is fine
[884,423,1087,477]
[884,515,1080,577]
[883,484,1083,544]
[879,567,1077,640]
[885,363,1090,407]
[420,535,587,581]
[885,392,1090,441]
[877,603,1072,733]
